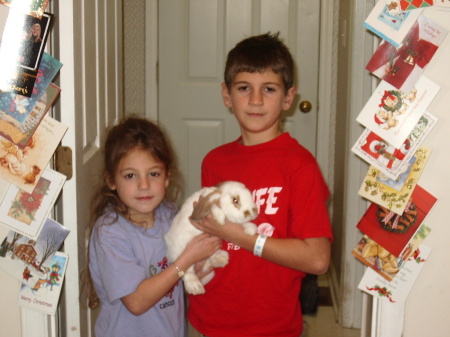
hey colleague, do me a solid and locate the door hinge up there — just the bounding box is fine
[54,146,73,180]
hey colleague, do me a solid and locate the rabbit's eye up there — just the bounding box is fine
[232,197,240,206]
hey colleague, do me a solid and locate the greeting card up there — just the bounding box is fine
[358,146,431,215]
[352,111,437,180]
[364,0,423,47]
[356,185,437,256]
[398,0,434,11]
[358,243,431,304]
[355,75,439,148]
[0,0,50,19]
[366,15,447,92]
[18,251,68,315]
[353,224,431,281]
[0,115,67,193]
[0,167,66,238]
[0,217,69,282]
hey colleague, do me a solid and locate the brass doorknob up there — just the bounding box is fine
[299,100,312,113]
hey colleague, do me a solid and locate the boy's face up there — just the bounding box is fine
[222,70,295,143]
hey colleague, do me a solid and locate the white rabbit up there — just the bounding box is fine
[164,181,258,295]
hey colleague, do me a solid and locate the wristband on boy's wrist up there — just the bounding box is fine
[253,234,267,257]
[174,265,185,278]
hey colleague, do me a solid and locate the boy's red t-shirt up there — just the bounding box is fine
[188,133,333,337]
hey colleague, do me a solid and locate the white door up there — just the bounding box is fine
[50,1,123,337]
[158,0,320,198]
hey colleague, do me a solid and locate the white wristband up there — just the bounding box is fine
[253,234,267,257]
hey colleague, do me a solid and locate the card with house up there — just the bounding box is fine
[17,251,68,315]
[353,223,431,282]
[352,111,437,180]
[0,114,68,193]
[356,184,437,257]
[358,243,431,304]
[366,15,448,93]
[0,167,66,238]
[0,0,50,19]
[358,146,431,215]
[0,217,69,282]
[355,75,440,149]
[364,0,423,47]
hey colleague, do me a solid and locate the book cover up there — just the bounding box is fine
[0,167,66,238]
[358,146,431,215]
[355,75,440,148]
[0,114,67,193]
[0,217,69,282]
[353,224,431,282]
[352,111,437,180]
[366,14,448,93]
[17,251,68,315]
[356,185,437,257]
[363,0,423,48]
[358,243,431,304]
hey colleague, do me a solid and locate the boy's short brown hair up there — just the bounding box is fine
[224,32,295,93]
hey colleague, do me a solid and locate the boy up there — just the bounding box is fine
[189,32,333,337]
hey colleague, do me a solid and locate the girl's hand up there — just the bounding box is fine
[182,233,222,265]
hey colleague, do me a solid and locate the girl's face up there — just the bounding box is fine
[31,24,41,37]
[108,147,169,227]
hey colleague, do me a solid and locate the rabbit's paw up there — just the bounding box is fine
[209,250,229,268]
[183,272,205,295]
[243,222,257,235]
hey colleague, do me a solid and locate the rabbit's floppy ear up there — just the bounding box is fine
[191,189,221,220]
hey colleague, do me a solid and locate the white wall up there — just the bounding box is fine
[402,7,450,337]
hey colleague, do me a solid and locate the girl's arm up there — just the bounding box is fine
[121,233,221,316]
[190,215,330,275]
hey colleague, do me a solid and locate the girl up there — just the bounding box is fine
[86,116,221,337]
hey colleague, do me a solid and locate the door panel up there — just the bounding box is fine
[159,0,320,198]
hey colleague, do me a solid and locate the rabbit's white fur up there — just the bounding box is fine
[165,181,258,295]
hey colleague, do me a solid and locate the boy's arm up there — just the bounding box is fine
[190,215,331,275]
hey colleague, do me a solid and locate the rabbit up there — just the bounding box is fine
[164,181,258,295]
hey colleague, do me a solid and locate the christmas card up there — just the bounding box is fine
[0,53,62,145]
[355,75,440,148]
[0,0,50,19]
[366,14,448,93]
[358,146,431,215]
[353,224,431,282]
[352,111,437,180]
[17,251,68,315]
[364,0,423,47]
[356,185,437,257]
[358,242,431,304]
[0,114,67,193]
[0,217,69,283]
[0,167,66,238]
